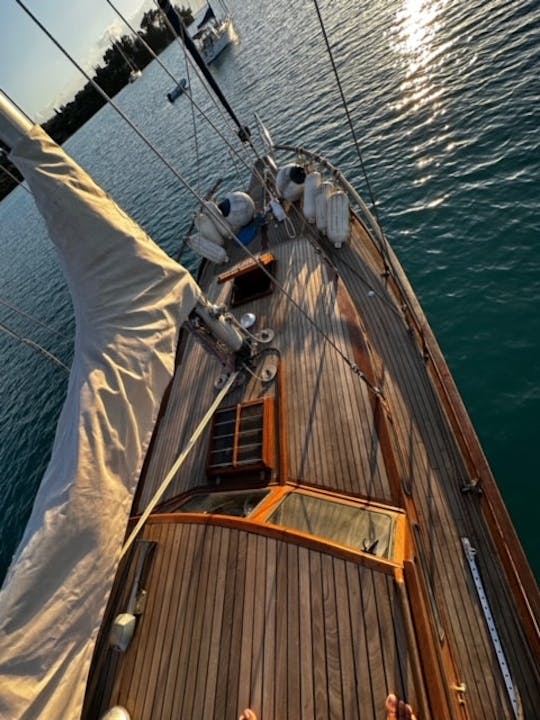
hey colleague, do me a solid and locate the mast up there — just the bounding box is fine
[112,37,139,73]
[0,91,33,149]
[157,0,250,142]
[197,3,217,28]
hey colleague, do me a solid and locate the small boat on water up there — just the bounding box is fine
[0,2,538,720]
[166,78,188,103]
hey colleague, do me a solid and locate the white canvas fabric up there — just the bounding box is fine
[0,126,200,719]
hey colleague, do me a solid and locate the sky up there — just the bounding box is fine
[0,0,201,122]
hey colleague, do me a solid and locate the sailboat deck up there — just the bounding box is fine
[84,177,539,719]
[86,520,418,720]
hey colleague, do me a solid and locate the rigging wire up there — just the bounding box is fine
[0,320,69,372]
[0,296,72,340]
[12,0,383,399]
[12,0,247,227]
[120,369,239,558]
[150,0,242,187]
[0,151,31,194]
[104,0,202,192]
[310,0,390,262]
[285,200,404,322]
[173,11,202,192]
[102,0,261,196]
[157,0,251,145]
[304,5,450,589]
[104,0,228,191]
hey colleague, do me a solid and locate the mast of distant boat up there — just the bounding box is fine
[111,35,140,78]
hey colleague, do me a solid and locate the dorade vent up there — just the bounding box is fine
[208,398,276,475]
[217,253,276,306]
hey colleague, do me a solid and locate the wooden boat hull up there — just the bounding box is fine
[84,155,540,720]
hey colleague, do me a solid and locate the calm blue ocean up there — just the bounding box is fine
[0,0,538,582]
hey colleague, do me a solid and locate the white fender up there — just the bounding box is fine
[202,200,230,240]
[315,181,334,232]
[326,190,350,248]
[187,233,229,264]
[303,171,321,223]
[276,163,306,202]
[218,191,255,229]
[195,209,225,246]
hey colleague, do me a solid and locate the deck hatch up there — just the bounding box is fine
[208,398,275,475]
[267,492,396,559]
[217,253,276,306]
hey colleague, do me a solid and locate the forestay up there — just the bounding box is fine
[0,126,199,719]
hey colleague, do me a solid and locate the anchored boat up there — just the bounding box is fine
[167,78,188,103]
[192,2,235,65]
[111,37,142,83]
[0,3,538,720]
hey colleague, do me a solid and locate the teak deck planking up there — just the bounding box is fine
[87,522,418,720]
[83,169,540,719]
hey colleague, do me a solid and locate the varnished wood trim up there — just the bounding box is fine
[277,363,290,485]
[262,395,276,470]
[232,398,243,466]
[404,560,464,720]
[207,398,276,476]
[143,512,403,575]
[395,576,433,720]
[330,251,474,716]
[217,252,276,283]
[348,205,540,667]
[371,220,540,662]
[393,513,408,582]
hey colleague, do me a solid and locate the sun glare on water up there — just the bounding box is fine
[401,0,440,56]
[393,0,458,195]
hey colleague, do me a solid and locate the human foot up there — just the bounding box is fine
[386,693,417,720]
[238,710,257,720]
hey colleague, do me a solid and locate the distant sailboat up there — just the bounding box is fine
[192,2,235,65]
[112,38,142,83]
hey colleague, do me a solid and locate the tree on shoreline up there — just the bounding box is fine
[0,5,193,200]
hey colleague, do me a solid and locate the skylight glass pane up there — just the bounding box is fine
[268,493,396,558]
[178,490,270,518]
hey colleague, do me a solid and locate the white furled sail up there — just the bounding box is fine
[0,124,200,719]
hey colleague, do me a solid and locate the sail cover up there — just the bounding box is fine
[0,126,200,719]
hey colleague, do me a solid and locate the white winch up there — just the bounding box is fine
[276,163,306,202]
[218,191,255,229]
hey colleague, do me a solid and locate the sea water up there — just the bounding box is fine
[0,0,538,581]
